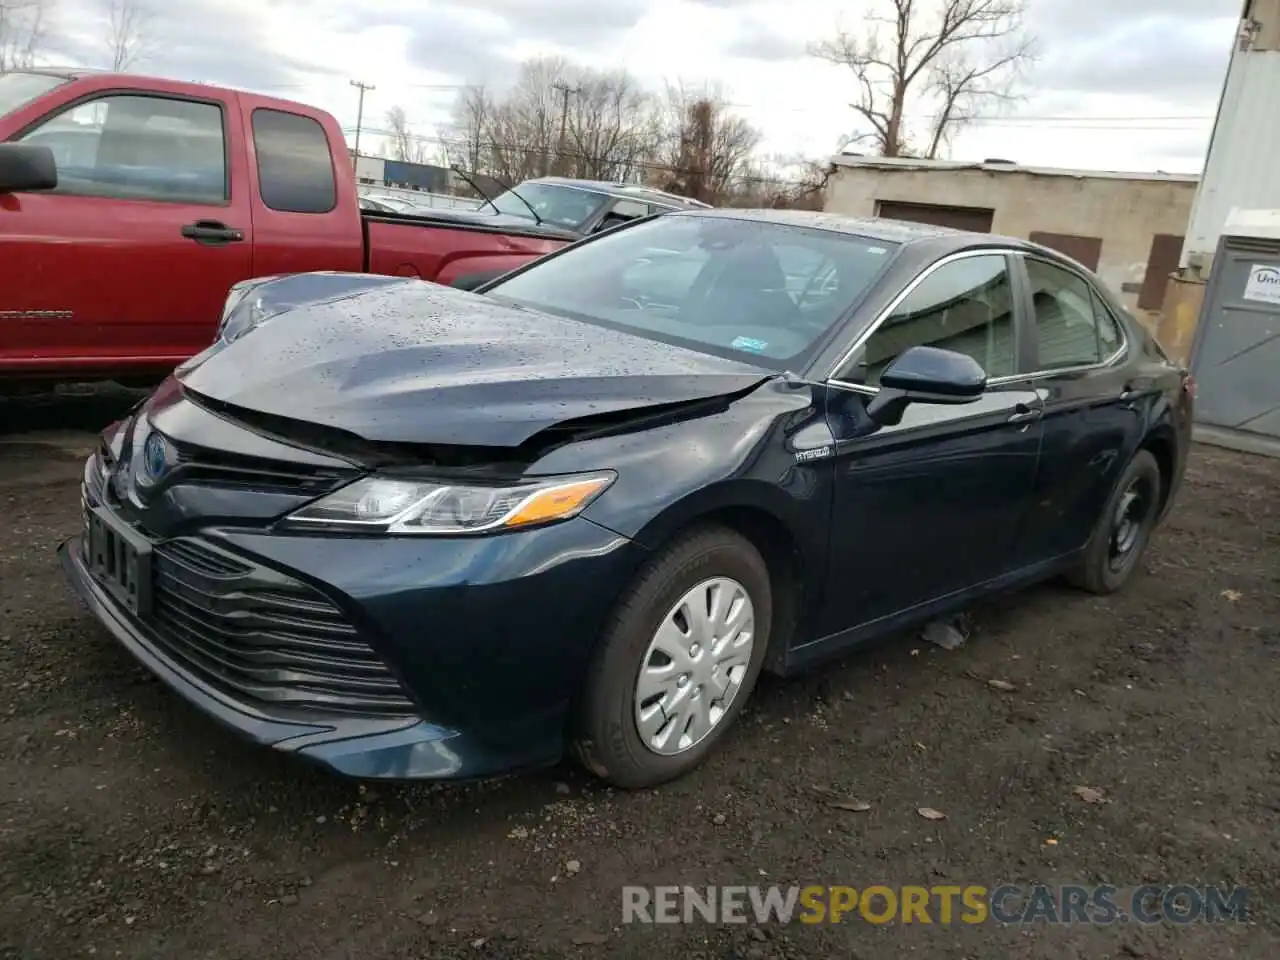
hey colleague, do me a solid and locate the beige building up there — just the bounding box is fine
[823,155,1199,313]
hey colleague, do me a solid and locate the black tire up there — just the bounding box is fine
[573,526,772,789]
[1066,449,1163,595]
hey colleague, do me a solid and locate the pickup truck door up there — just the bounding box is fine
[1,86,254,376]
[232,94,363,278]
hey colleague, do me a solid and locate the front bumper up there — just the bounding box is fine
[60,507,640,780]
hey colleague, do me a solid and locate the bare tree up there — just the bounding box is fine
[0,0,48,71]
[446,84,494,173]
[445,56,665,185]
[810,0,1035,159]
[566,69,662,181]
[106,0,153,71]
[726,156,833,210]
[385,105,426,163]
[655,82,761,204]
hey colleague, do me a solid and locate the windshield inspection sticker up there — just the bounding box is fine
[731,336,770,353]
[1243,264,1280,304]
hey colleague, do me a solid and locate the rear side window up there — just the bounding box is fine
[251,108,336,214]
[1026,258,1115,369]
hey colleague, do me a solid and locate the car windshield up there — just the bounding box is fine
[483,182,607,229]
[484,213,900,368]
[0,72,68,118]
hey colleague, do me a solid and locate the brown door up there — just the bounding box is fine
[1137,234,1184,310]
[876,200,994,233]
[1028,232,1103,271]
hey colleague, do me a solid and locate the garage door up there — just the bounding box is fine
[876,200,995,233]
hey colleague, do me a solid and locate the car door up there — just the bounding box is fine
[1008,254,1146,562]
[2,89,253,371]
[817,250,1046,636]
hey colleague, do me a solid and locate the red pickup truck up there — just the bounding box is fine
[0,69,581,388]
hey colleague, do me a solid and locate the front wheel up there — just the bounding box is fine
[1067,449,1163,594]
[573,527,772,789]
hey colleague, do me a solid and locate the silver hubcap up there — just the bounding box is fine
[633,577,755,756]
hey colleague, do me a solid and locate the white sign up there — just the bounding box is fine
[1243,263,1280,304]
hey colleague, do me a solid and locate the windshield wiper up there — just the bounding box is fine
[450,167,545,227]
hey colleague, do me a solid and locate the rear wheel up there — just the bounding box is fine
[573,527,771,789]
[1067,449,1162,594]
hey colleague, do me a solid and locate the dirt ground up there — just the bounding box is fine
[1,388,1277,959]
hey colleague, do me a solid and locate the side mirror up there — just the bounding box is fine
[865,345,987,426]
[0,143,57,193]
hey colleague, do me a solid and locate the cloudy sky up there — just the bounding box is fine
[42,0,1242,174]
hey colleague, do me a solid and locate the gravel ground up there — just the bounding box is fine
[1,388,1277,959]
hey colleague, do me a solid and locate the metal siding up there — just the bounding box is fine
[1182,43,1280,267]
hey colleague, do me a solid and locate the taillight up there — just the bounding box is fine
[1181,372,1196,400]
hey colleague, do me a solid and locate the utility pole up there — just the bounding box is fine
[550,82,582,177]
[349,79,375,173]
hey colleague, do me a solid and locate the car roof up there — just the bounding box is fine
[527,177,712,210]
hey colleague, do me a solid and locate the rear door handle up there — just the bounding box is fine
[1007,402,1043,424]
[181,220,245,245]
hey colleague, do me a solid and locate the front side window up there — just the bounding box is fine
[485,213,899,368]
[841,253,1017,385]
[251,108,336,214]
[1027,258,1120,369]
[18,94,226,204]
[484,182,608,229]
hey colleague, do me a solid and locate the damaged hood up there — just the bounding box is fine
[178,280,772,448]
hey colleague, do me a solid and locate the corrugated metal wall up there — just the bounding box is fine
[1182,2,1280,268]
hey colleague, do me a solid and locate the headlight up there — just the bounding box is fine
[284,472,615,535]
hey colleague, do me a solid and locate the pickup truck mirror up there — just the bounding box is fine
[0,143,58,193]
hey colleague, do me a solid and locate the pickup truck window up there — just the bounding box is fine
[17,94,226,205]
[250,108,337,214]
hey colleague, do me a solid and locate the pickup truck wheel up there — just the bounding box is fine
[1066,449,1162,595]
[573,527,771,789]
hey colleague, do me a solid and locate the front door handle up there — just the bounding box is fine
[181,220,245,245]
[1007,402,1043,424]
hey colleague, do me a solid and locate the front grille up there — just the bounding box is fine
[147,538,416,716]
[164,437,354,497]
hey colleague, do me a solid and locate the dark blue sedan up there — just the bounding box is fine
[59,209,1194,788]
